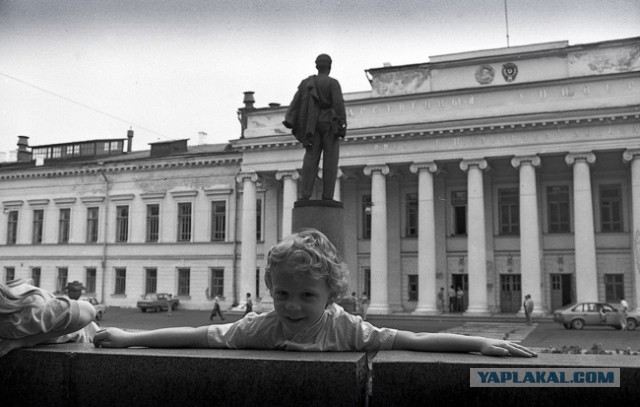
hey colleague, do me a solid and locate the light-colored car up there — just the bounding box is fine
[552,302,639,331]
[81,296,107,321]
[136,293,179,312]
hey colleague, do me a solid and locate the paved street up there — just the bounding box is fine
[98,307,639,352]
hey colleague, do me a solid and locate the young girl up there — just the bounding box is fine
[94,229,536,357]
[0,278,98,357]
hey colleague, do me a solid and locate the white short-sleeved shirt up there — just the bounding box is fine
[207,303,397,351]
[0,280,85,343]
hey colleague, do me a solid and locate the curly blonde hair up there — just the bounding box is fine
[265,228,349,303]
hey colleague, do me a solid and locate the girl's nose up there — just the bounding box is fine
[285,300,301,311]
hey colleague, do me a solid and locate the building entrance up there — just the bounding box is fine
[451,274,468,312]
[499,274,522,313]
[550,273,573,311]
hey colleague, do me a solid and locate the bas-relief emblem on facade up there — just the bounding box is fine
[371,68,430,96]
[475,64,494,85]
[501,63,518,82]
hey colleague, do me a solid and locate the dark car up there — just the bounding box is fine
[553,302,638,330]
[137,293,179,312]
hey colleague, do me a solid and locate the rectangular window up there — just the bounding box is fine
[452,191,467,235]
[177,268,190,296]
[58,208,71,243]
[210,268,224,297]
[211,201,226,241]
[547,185,571,233]
[32,209,44,244]
[5,267,15,283]
[146,204,160,242]
[362,195,372,239]
[85,268,96,293]
[177,202,192,242]
[604,274,624,303]
[600,184,622,232]
[408,274,418,301]
[86,207,99,243]
[31,267,41,287]
[256,198,263,241]
[145,268,157,294]
[406,193,418,237]
[7,210,18,245]
[56,267,68,293]
[114,268,126,295]
[498,188,520,235]
[116,206,129,242]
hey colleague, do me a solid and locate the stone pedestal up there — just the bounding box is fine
[292,200,345,259]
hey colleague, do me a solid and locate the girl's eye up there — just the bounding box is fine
[303,292,315,298]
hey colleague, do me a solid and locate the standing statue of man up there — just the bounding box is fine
[283,54,347,201]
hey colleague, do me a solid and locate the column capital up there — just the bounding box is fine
[363,164,390,177]
[565,152,596,166]
[235,171,259,184]
[623,149,640,163]
[275,170,299,181]
[409,161,438,174]
[511,155,541,169]
[459,158,488,172]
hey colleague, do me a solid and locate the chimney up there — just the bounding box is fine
[269,103,281,108]
[17,135,31,163]
[198,131,208,145]
[127,129,134,152]
[242,91,255,109]
[237,91,256,139]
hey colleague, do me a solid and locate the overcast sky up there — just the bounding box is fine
[1,0,638,156]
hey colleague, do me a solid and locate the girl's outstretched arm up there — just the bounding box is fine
[392,330,537,358]
[0,300,97,358]
[94,326,210,349]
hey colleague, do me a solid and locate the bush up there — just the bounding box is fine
[539,343,640,355]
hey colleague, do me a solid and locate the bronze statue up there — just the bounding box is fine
[283,54,347,200]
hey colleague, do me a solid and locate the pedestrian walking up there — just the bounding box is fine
[243,293,253,316]
[619,297,629,330]
[209,296,225,321]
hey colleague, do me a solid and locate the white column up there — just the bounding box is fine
[275,170,299,237]
[364,164,390,314]
[236,172,258,304]
[624,149,640,310]
[410,162,439,315]
[460,159,490,315]
[565,152,598,302]
[511,155,545,315]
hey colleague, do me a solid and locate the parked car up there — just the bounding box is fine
[137,293,179,312]
[81,296,107,321]
[553,302,639,330]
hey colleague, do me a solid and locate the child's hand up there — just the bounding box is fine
[0,338,22,358]
[94,328,132,348]
[479,338,537,358]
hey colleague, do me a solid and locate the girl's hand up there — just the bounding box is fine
[93,328,132,348]
[479,339,537,358]
[0,338,22,358]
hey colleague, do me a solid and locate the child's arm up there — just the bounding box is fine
[392,330,537,357]
[94,326,210,349]
[0,300,96,358]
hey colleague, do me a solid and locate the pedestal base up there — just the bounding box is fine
[292,199,345,258]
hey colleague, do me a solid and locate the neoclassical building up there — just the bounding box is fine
[1,36,639,314]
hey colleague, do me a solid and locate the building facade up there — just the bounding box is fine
[1,37,639,314]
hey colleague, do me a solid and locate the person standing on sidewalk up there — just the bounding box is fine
[438,287,446,313]
[448,285,456,313]
[243,293,253,317]
[360,292,369,321]
[456,287,464,312]
[523,294,534,325]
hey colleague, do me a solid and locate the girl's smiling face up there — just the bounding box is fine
[267,268,331,336]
